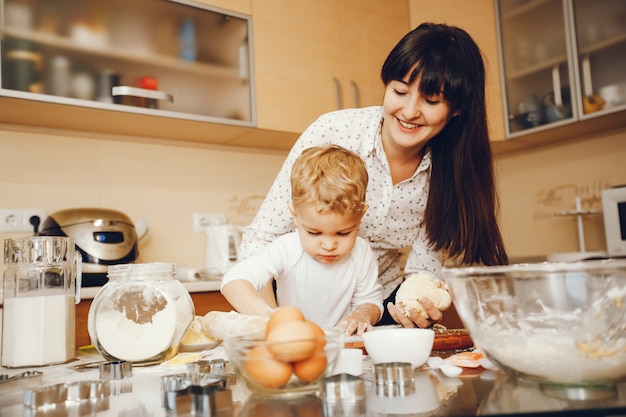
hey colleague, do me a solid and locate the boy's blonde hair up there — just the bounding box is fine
[291,145,368,215]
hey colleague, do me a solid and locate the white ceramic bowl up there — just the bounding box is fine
[362,327,435,368]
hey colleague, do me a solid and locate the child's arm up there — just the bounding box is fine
[336,303,382,336]
[221,279,276,318]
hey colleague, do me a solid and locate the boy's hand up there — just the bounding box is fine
[337,311,372,336]
[336,304,381,336]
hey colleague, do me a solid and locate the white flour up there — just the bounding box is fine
[95,300,177,362]
[475,324,626,382]
[1,294,75,367]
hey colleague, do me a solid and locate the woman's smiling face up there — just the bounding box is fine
[381,73,456,151]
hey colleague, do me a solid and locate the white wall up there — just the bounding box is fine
[496,130,626,260]
[0,125,287,271]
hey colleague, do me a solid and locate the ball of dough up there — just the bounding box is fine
[201,310,268,340]
[395,272,451,319]
[181,316,217,346]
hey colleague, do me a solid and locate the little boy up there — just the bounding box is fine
[221,144,383,335]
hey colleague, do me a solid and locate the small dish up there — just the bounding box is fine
[178,340,222,353]
[362,328,434,368]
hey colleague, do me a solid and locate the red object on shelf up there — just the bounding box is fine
[137,75,158,90]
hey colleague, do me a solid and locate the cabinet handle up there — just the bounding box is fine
[581,55,593,97]
[333,77,343,110]
[112,86,174,103]
[551,65,563,108]
[350,80,360,108]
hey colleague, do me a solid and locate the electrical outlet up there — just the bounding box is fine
[0,209,47,232]
[0,209,23,232]
[193,213,226,232]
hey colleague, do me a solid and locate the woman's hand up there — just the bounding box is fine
[387,297,443,328]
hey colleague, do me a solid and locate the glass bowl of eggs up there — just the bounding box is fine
[222,307,344,397]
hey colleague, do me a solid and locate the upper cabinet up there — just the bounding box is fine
[495,0,626,139]
[1,0,254,125]
[251,0,409,134]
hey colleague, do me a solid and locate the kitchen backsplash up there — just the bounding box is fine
[0,124,625,273]
[496,130,626,258]
[0,125,287,272]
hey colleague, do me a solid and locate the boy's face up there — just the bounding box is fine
[289,203,366,265]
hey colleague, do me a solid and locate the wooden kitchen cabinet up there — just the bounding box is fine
[74,291,233,348]
[0,0,255,144]
[495,0,626,139]
[251,0,410,134]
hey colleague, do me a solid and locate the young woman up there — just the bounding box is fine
[238,22,509,328]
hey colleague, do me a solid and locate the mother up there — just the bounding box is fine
[238,22,508,328]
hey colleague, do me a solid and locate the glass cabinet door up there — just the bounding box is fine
[1,0,254,125]
[496,0,576,137]
[571,0,626,118]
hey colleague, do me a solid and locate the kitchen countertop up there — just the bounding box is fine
[79,279,222,299]
[1,346,625,417]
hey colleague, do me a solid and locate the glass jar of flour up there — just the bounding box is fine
[88,263,194,366]
[2,236,81,367]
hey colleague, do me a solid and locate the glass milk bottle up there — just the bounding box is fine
[88,263,194,366]
[2,236,82,367]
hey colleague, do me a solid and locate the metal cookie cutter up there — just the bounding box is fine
[0,371,43,394]
[162,371,232,416]
[188,358,236,387]
[373,362,416,397]
[23,380,111,414]
[99,360,132,380]
[99,360,133,396]
[318,374,366,417]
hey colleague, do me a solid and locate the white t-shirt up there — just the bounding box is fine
[221,232,383,329]
[239,106,445,299]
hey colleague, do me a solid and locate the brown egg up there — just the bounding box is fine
[267,321,317,362]
[266,306,305,337]
[294,346,327,382]
[244,345,293,389]
[306,320,326,348]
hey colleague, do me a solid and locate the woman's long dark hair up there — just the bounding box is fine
[381,22,508,266]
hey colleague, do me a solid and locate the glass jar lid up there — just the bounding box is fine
[107,262,175,280]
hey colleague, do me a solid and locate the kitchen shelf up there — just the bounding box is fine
[3,27,244,81]
[578,32,626,57]
[506,54,568,81]
[506,32,626,81]
[0,0,254,131]
[501,0,552,20]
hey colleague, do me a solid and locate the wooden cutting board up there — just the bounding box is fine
[345,329,474,353]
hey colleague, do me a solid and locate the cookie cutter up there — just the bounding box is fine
[188,358,236,387]
[161,371,232,416]
[23,380,111,412]
[318,374,366,416]
[319,373,365,402]
[373,362,416,397]
[99,360,133,396]
[99,360,132,380]
[0,370,44,394]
